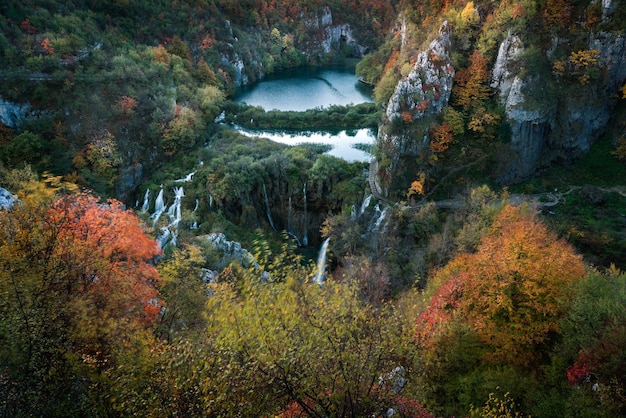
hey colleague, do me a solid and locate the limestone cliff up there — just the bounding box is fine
[493,30,626,182]
[385,21,454,124]
[377,2,625,188]
[376,21,455,189]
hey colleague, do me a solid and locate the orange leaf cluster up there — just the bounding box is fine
[429,122,453,153]
[116,95,138,114]
[452,50,491,110]
[417,205,585,366]
[41,38,55,55]
[48,194,163,324]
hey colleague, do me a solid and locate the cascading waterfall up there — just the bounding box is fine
[167,186,184,226]
[151,188,166,226]
[154,186,185,250]
[262,182,276,231]
[154,188,165,212]
[174,171,196,183]
[190,198,199,230]
[373,206,388,230]
[314,238,330,285]
[360,193,373,215]
[302,182,308,247]
[156,226,171,250]
[141,189,150,212]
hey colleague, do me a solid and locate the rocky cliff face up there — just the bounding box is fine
[222,7,368,87]
[385,22,455,124]
[493,30,626,183]
[0,98,32,129]
[376,22,455,187]
[379,4,625,187]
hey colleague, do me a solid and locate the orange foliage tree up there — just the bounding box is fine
[417,205,585,366]
[47,193,163,326]
[452,50,491,111]
[429,122,453,154]
[458,205,585,365]
[0,189,162,413]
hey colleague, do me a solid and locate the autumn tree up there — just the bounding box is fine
[429,122,453,154]
[557,266,626,415]
[419,205,585,367]
[0,180,162,416]
[452,50,491,111]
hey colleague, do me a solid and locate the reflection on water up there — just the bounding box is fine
[235,67,373,112]
[236,127,375,162]
[233,66,375,162]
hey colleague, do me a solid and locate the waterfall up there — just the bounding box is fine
[174,171,196,183]
[303,182,308,247]
[167,186,184,226]
[373,206,388,230]
[156,226,172,250]
[360,194,373,215]
[154,188,165,212]
[209,193,214,208]
[350,205,357,220]
[151,188,166,225]
[314,238,330,285]
[262,182,276,231]
[190,198,199,230]
[155,186,185,250]
[141,189,150,212]
[287,232,302,247]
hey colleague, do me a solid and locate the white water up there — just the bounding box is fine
[154,188,165,212]
[314,238,330,285]
[167,186,185,226]
[373,206,388,231]
[151,188,166,226]
[360,194,373,215]
[153,187,185,250]
[141,189,150,213]
[190,198,199,230]
[174,171,196,183]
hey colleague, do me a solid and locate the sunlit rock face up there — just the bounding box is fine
[385,21,455,124]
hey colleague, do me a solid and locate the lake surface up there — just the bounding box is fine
[234,66,375,161]
[235,65,373,111]
[236,127,375,163]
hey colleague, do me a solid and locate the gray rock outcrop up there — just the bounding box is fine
[385,21,455,123]
[202,232,259,270]
[0,98,32,129]
[0,188,18,210]
[493,30,626,183]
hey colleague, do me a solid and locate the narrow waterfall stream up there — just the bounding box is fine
[314,237,330,285]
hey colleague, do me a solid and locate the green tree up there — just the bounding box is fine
[200,245,419,416]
